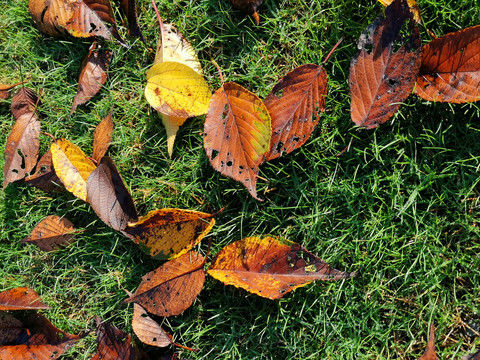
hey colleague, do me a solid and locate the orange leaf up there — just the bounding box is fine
[29,0,79,37]
[125,251,205,317]
[0,287,49,310]
[204,82,271,201]
[264,64,328,160]
[92,111,114,162]
[0,81,26,100]
[208,236,355,299]
[415,25,480,103]
[418,324,438,360]
[349,0,421,129]
[132,303,172,347]
[21,215,76,251]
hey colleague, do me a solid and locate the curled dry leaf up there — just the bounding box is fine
[21,215,76,251]
[418,324,438,360]
[204,82,271,201]
[4,88,40,188]
[264,64,328,160]
[71,41,111,114]
[125,251,205,317]
[415,25,480,103]
[230,0,263,25]
[349,0,421,129]
[92,112,114,163]
[51,138,97,201]
[23,150,63,193]
[86,156,138,231]
[29,0,79,37]
[208,235,355,300]
[0,287,49,310]
[132,303,172,347]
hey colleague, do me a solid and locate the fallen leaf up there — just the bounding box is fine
[415,25,480,103]
[87,156,138,231]
[0,82,26,100]
[23,150,64,193]
[21,215,76,251]
[161,114,188,159]
[0,287,49,310]
[92,111,114,163]
[117,0,143,40]
[349,0,421,129]
[376,0,421,23]
[230,0,263,25]
[125,251,205,317]
[4,88,41,188]
[204,82,271,200]
[144,61,211,118]
[419,324,438,360]
[264,64,328,160]
[50,138,97,201]
[124,209,215,260]
[132,303,173,347]
[0,313,23,346]
[29,0,79,37]
[208,235,355,299]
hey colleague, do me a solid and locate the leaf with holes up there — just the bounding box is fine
[125,251,205,317]
[124,209,215,260]
[0,287,49,310]
[208,235,355,300]
[264,64,327,160]
[349,0,421,129]
[23,150,63,193]
[376,0,421,23]
[51,138,96,201]
[230,0,263,25]
[92,111,114,163]
[415,25,480,103]
[29,0,79,37]
[3,88,41,188]
[418,324,438,360]
[204,82,271,200]
[21,215,76,251]
[132,303,172,347]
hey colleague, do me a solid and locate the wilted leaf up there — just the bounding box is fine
[0,82,26,100]
[204,82,271,200]
[349,0,421,129]
[51,138,96,201]
[23,150,63,193]
[376,0,421,23]
[92,112,114,162]
[0,312,81,359]
[132,303,172,347]
[21,215,76,251]
[0,287,49,310]
[71,41,111,114]
[4,88,41,188]
[125,251,205,317]
[124,209,215,260]
[415,25,480,103]
[230,0,263,25]
[264,64,327,160]
[419,324,438,360]
[29,0,79,37]
[117,0,143,40]
[208,236,355,300]
[145,61,211,118]
[87,156,138,231]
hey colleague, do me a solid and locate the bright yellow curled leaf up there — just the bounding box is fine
[51,138,96,201]
[145,61,211,118]
[377,0,421,22]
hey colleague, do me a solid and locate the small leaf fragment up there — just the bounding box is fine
[418,324,438,360]
[92,112,114,163]
[21,215,76,251]
[0,287,49,310]
[0,82,26,100]
[29,0,78,37]
[376,0,422,23]
[132,303,173,347]
[230,0,263,25]
[23,150,64,193]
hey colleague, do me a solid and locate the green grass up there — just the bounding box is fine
[1,0,480,358]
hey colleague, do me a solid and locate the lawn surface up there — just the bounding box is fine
[1,0,480,358]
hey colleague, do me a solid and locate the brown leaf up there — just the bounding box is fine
[230,0,263,25]
[208,235,355,299]
[4,88,41,188]
[204,82,271,201]
[21,215,76,251]
[116,0,143,40]
[415,25,480,103]
[125,251,205,317]
[0,82,26,100]
[87,156,138,231]
[92,316,143,360]
[71,41,111,114]
[132,303,172,347]
[418,324,438,360]
[29,0,79,37]
[23,150,63,193]
[264,64,328,160]
[349,0,421,129]
[0,312,81,359]
[0,287,49,310]
[92,111,114,162]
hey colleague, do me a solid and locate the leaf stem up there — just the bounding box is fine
[322,37,344,65]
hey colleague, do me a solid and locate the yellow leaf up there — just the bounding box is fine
[145,62,211,118]
[160,114,187,158]
[377,0,421,23]
[51,139,96,201]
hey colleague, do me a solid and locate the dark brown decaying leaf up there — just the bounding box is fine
[71,41,111,114]
[125,251,205,317]
[349,0,421,129]
[0,287,49,310]
[92,111,114,162]
[87,156,138,231]
[418,324,438,360]
[264,64,328,160]
[415,25,480,103]
[132,303,172,348]
[4,88,41,187]
[230,0,263,24]
[23,150,64,193]
[116,0,144,40]
[21,215,76,251]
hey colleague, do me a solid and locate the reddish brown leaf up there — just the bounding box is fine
[349,0,421,129]
[230,0,263,24]
[0,82,26,100]
[0,312,81,359]
[415,25,480,103]
[21,215,76,251]
[116,0,143,40]
[4,88,41,187]
[0,287,49,310]
[208,236,355,299]
[92,111,114,162]
[132,303,172,348]
[23,150,63,193]
[71,41,111,114]
[125,251,205,317]
[86,156,138,231]
[204,82,271,201]
[264,64,328,160]
[418,324,438,360]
